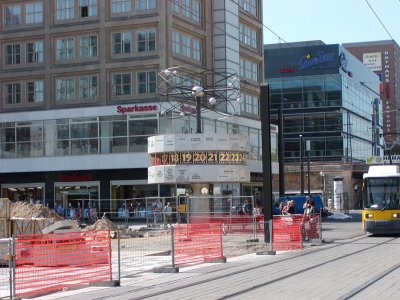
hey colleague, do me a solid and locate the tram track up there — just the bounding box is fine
[218,235,398,300]
[88,234,389,300]
[339,262,400,300]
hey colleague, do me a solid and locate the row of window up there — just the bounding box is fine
[3,28,156,66]
[4,0,154,26]
[3,71,156,104]
[3,0,205,28]
[0,113,275,160]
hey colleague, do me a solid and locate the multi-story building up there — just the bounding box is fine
[343,40,400,154]
[0,1,272,215]
[264,41,382,206]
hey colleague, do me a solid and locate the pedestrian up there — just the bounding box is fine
[241,199,252,215]
[287,200,296,215]
[163,202,173,227]
[153,199,163,226]
[327,197,332,211]
[279,202,286,215]
[303,199,315,241]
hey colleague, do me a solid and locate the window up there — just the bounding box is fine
[56,38,75,60]
[171,31,201,61]
[241,93,259,115]
[111,0,131,13]
[5,83,21,104]
[27,81,44,102]
[239,23,258,49]
[112,73,131,96]
[56,0,74,20]
[137,71,156,94]
[171,0,200,23]
[79,76,97,98]
[136,0,156,10]
[240,58,258,81]
[137,29,155,52]
[26,1,43,24]
[4,5,21,26]
[239,0,257,17]
[56,78,75,100]
[112,32,131,54]
[80,35,97,57]
[5,44,21,65]
[80,0,97,17]
[192,39,200,61]
[26,41,44,63]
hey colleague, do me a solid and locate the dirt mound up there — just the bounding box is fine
[10,201,62,220]
[85,217,118,231]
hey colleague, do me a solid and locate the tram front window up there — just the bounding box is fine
[365,178,400,209]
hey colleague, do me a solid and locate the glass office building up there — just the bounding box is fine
[265,41,383,163]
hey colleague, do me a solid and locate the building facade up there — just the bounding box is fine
[0,0,274,215]
[264,41,382,204]
[343,40,400,153]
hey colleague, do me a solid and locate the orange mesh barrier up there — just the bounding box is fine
[189,214,264,234]
[14,230,112,298]
[173,223,224,267]
[272,215,303,251]
[302,214,321,239]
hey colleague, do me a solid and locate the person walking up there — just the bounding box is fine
[163,202,173,227]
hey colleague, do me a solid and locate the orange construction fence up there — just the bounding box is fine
[14,230,112,298]
[173,223,224,267]
[189,214,264,234]
[302,214,321,240]
[272,215,303,251]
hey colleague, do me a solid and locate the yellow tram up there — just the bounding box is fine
[362,165,400,234]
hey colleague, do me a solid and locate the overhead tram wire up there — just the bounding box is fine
[169,0,400,117]
[365,0,396,41]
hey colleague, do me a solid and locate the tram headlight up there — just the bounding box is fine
[365,214,373,219]
[393,213,400,218]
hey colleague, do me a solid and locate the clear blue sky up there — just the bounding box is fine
[263,0,400,45]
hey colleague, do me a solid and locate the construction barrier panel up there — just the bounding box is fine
[14,230,112,298]
[302,214,321,240]
[173,223,224,267]
[272,215,303,251]
[189,213,263,234]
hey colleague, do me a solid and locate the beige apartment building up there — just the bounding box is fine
[0,0,274,218]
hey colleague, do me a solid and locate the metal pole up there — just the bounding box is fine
[300,135,304,195]
[117,228,121,285]
[196,96,202,133]
[307,140,311,195]
[260,84,272,243]
[171,226,175,268]
[278,107,285,196]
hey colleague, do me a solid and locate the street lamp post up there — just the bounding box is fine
[299,135,304,195]
[320,171,326,204]
[192,86,204,134]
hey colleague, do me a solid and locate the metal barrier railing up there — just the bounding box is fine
[272,214,322,251]
[14,230,112,298]
[0,238,13,299]
[173,223,224,267]
[0,212,322,298]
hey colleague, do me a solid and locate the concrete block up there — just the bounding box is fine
[41,219,79,234]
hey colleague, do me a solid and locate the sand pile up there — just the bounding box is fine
[85,217,118,231]
[10,201,62,220]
